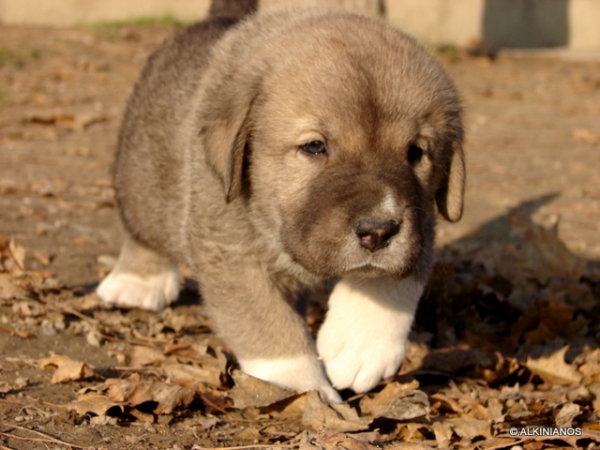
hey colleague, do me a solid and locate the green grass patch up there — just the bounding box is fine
[81,14,187,37]
[28,48,41,59]
[0,88,14,105]
[0,47,24,68]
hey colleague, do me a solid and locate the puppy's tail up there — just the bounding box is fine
[208,0,258,19]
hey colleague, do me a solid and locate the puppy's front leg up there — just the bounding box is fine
[199,262,340,404]
[317,275,423,393]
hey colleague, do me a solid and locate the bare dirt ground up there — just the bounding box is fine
[0,22,600,450]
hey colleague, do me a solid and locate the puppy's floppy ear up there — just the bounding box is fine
[435,140,465,222]
[199,85,257,202]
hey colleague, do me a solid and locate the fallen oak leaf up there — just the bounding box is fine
[525,346,582,386]
[163,361,221,387]
[302,391,370,432]
[431,421,453,449]
[359,380,429,421]
[103,374,195,414]
[315,428,378,450]
[579,348,600,384]
[396,422,435,444]
[164,339,228,378]
[0,236,25,276]
[554,402,580,428]
[430,392,465,415]
[494,213,585,285]
[385,444,436,450]
[126,344,165,367]
[446,417,492,441]
[37,353,97,384]
[12,300,46,317]
[67,392,124,417]
[0,273,28,300]
[228,369,296,409]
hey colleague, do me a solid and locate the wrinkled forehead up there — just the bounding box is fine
[256,45,455,150]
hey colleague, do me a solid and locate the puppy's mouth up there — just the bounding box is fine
[344,263,389,277]
[341,245,422,279]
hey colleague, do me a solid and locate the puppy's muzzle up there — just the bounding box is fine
[355,218,400,253]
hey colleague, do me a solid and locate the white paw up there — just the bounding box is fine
[239,355,341,404]
[317,276,423,393]
[97,268,179,312]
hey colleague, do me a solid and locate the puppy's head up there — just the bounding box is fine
[198,9,464,279]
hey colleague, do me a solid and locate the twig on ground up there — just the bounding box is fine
[0,423,88,449]
[194,445,297,450]
[0,324,35,339]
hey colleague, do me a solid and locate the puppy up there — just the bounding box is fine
[97,0,465,403]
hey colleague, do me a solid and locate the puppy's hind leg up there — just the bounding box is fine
[97,236,179,311]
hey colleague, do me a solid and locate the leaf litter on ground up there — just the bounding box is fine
[1,211,600,449]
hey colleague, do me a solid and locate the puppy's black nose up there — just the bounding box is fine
[355,219,400,253]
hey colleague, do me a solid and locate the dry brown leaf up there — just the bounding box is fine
[465,397,492,421]
[162,313,210,333]
[446,417,492,440]
[359,380,429,421]
[260,424,297,439]
[526,346,583,386]
[164,339,208,357]
[430,392,464,414]
[431,421,453,449]
[314,428,378,450]
[228,369,296,409]
[554,402,580,427]
[0,237,26,276]
[164,339,229,380]
[127,345,166,367]
[272,393,308,419]
[385,444,435,450]
[12,300,46,317]
[486,398,505,422]
[296,430,325,450]
[578,349,600,385]
[163,362,221,387]
[302,391,370,432]
[103,374,195,414]
[396,423,435,444]
[67,392,124,416]
[0,273,27,300]
[494,213,585,284]
[37,353,97,384]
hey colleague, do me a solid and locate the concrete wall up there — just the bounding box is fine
[0,0,381,25]
[0,0,598,50]
[0,0,210,25]
[386,0,599,50]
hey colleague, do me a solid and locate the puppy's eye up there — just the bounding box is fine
[301,141,327,155]
[407,145,424,165]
